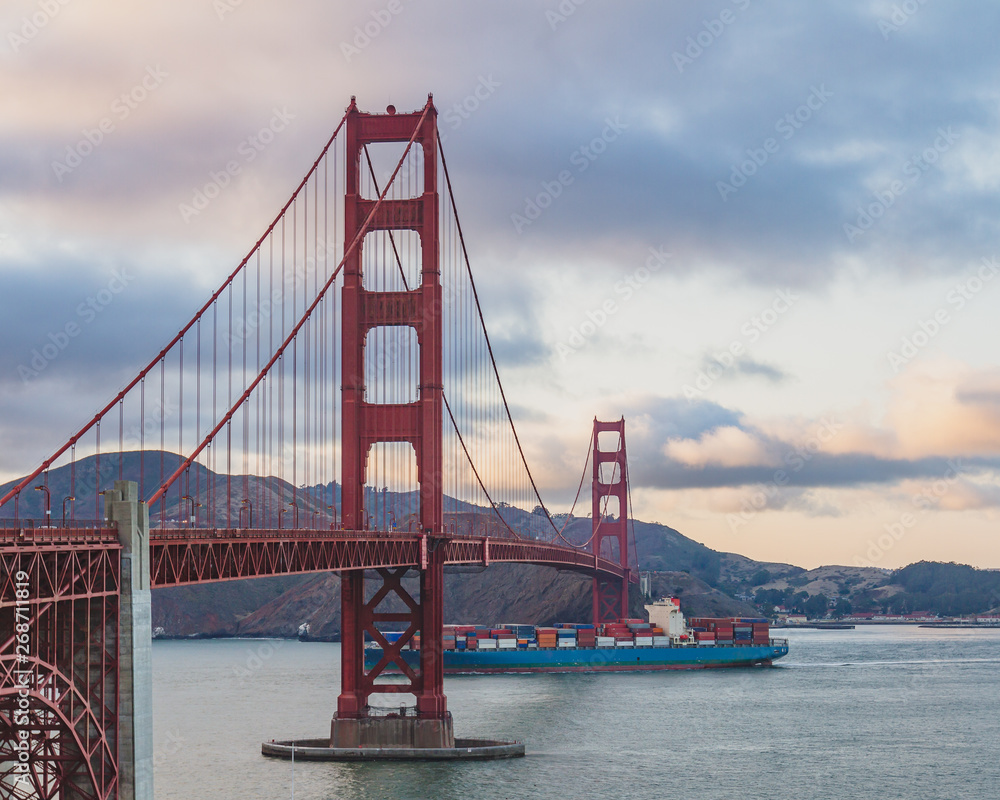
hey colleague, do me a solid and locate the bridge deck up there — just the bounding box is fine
[1,527,627,594]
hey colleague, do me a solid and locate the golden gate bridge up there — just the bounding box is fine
[0,96,637,799]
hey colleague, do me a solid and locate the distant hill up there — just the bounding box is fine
[888,561,1000,616]
[5,450,997,633]
[232,566,617,640]
[0,450,328,527]
[746,562,1000,617]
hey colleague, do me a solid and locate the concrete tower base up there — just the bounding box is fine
[330,712,454,749]
[262,736,524,762]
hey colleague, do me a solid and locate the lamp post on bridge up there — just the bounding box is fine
[34,484,51,527]
[61,495,75,527]
[181,495,197,526]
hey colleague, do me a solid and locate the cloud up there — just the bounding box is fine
[665,425,776,468]
[4,0,1000,574]
[0,253,195,390]
[697,353,791,384]
[5,1,1000,289]
[886,363,1000,458]
[621,375,1000,495]
[627,396,742,438]
[639,451,999,491]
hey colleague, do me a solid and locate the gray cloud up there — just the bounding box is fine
[697,353,792,385]
[617,392,1000,493]
[5,0,1000,499]
[636,452,999,492]
[0,254,200,390]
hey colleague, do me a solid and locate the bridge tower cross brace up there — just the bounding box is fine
[592,418,631,624]
[337,97,448,723]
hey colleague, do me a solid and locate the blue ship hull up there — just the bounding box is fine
[365,641,789,674]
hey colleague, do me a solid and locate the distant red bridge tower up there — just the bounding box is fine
[592,418,631,624]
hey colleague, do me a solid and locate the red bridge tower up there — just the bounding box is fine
[334,96,452,748]
[592,418,631,624]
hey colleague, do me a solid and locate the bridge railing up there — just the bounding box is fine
[0,521,118,545]
[151,527,420,541]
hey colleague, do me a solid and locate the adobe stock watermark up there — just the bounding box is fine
[6,0,73,54]
[546,0,588,31]
[223,237,340,351]
[511,115,629,234]
[232,639,285,687]
[886,256,997,372]
[17,269,135,383]
[11,569,35,793]
[843,125,959,243]
[178,107,295,223]
[672,0,753,73]
[717,84,834,201]
[121,397,178,452]
[50,66,169,182]
[682,288,798,401]
[152,730,186,776]
[340,0,406,62]
[214,0,246,21]
[726,417,845,532]
[854,459,967,567]
[440,75,501,140]
[556,246,671,360]
[878,0,932,40]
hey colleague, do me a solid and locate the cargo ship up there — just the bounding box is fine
[364,598,789,674]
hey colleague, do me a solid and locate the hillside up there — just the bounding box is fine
[6,450,996,632]
[156,565,752,639]
[888,561,1000,616]
[148,512,781,637]
[154,576,304,637]
[232,566,619,640]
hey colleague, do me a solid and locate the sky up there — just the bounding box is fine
[2,1,999,569]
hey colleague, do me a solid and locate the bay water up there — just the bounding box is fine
[152,626,1000,799]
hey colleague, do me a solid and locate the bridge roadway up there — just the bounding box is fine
[2,526,628,589]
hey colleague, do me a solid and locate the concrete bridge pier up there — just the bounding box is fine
[105,480,153,800]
